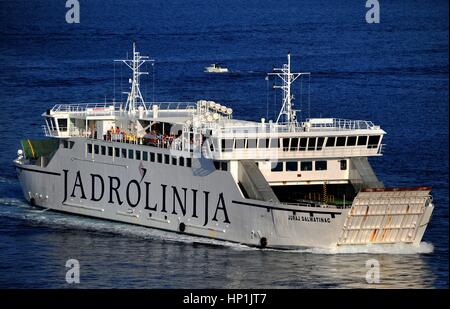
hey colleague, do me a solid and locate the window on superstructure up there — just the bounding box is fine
[315,161,327,170]
[282,138,290,151]
[368,136,381,148]
[108,147,113,156]
[63,140,69,148]
[150,152,155,162]
[69,141,75,149]
[143,151,148,161]
[221,139,234,152]
[326,137,335,147]
[258,138,269,148]
[213,161,220,170]
[94,145,99,154]
[87,144,92,154]
[57,118,68,132]
[186,158,192,168]
[247,139,257,148]
[164,154,170,164]
[172,157,177,165]
[221,162,228,171]
[357,136,368,146]
[235,139,246,149]
[121,148,127,158]
[300,161,313,171]
[317,137,325,150]
[269,138,279,148]
[101,146,106,156]
[336,137,346,147]
[299,138,307,151]
[286,161,298,171]
[271,162,283,172]
[307,138,317,151]
[136,150,141,160]
[347,136,357,146]
[115,148,120,158]
[290,138,299,151]
[128,149,134,159]
[157,153,162,163]
[179,157,184,166]
[340,160,347,170]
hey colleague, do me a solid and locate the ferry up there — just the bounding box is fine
[13,43,434,249]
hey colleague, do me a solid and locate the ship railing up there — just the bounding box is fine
[143,101,197,111]
[280,201,352,209]
[50,101,197,114]
[213,122,304,134]
[211,118,377,135]
[304,118,375,131]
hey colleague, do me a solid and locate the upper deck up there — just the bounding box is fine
[40,46,385,161]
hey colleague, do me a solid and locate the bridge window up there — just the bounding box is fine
[247,139,257,148]
[282,138,290,151]
[315,161,327,170]
[340,160,347,170]
[317,137,325,150]
[235,139,246,149]
[357,136,368,146]
[290,138,299,151]
[286,161,298,171]
[326,137,335,147]
[299,138,307,151]
[271,162,283,172]
[221,139,234,152]
[259,138,269,148]
[57,118,68,132]
[300,161,312,171]
[308,138,316,151]
[270,138,279,148]
[347,136,357,146]
[336,137,346,147]
[136,150,141,160]
[368,135,381,148]
[128,149,134,159]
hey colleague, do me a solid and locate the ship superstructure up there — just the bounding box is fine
[13,44,434,249]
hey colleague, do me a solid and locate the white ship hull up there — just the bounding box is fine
[13,138,434,249]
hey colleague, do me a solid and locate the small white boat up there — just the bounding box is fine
[204,63,229,73]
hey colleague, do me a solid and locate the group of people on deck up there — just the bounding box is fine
[104,126,180,148]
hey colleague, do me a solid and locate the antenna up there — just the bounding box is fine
[267,52,310,130]
[115,42,154,113]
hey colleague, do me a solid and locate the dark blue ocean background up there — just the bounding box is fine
[0,0,448,288]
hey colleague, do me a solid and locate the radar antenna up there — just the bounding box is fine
[115,42,154,113]
[268,53,310,130]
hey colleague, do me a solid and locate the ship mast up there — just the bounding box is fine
[116,42,154,113]
[268,53,310,130]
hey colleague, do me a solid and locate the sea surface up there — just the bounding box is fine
[0,0,448,288]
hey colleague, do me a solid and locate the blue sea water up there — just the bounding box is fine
[0,0,448,288]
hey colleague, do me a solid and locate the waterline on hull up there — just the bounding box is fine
[0,198,434,255]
